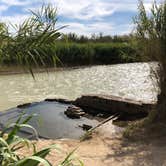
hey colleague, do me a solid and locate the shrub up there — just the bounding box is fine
[54,42,139,67]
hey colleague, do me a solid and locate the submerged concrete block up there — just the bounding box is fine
[74,94,156,115]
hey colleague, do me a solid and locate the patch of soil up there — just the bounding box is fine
[18,120,166,166]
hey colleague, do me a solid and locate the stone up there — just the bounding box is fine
[17,103,31,109]
[64,105,85,119]
[73,94,156,115]
[79,124,92,131]
[45,98,73,104]
[96,113,105,117]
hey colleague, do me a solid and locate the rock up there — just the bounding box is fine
[96,113,105,117]
[17,103,31,109]
[45,98,58,102]
[79,124,92,131]
[64,106,85,119]
[73,94,156,115]
[45,98,73,104]
[67,105,80,111]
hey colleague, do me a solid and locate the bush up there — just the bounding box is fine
[1,42,139,67]
[54,42,139,67]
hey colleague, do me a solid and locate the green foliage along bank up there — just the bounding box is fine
[0,2,140,69]
[55,42,139,66]
[134,0,166,122]
[2,42,140,67]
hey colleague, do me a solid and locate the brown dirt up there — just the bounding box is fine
[18,121,166,166]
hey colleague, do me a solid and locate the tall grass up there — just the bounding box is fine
[0,4,63,75]
[2,42,139,67]
[0,4,83,166]
[44,42,139,66]
[0,3,139,68]
[134,0,166,121]
[0,113,82,166]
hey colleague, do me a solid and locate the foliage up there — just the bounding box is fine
[0,4,63,75]
[0,36,140,67]
[134,0,166,61]
[134,0,166,121]
[0,4,83,165]
[0,114,83,166]
[56,42,139,66]
[0,11,139,68]
[2,42,139,67]
[0,114,54,166]
[1,39,140,67]
[61,32,133,43]
[58,33,139,66]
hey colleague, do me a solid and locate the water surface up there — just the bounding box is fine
[0,63,158,111]
[0,101,101,139]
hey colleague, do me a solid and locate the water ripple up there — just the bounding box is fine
[0,62,159,111]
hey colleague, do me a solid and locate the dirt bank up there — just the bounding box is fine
[18,120,166,166]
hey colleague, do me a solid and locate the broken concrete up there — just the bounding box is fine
[74,94,156,115]
[45,98,73,104]
[64,106,85,119]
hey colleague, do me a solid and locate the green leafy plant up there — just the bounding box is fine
[0,4,84,166]
[134,0,166,122]
[58,149,84,166]
[0,114,56,166]
[0,114,83,166]
[0,4,64,76]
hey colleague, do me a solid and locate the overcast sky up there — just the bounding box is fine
[0,0,164,36]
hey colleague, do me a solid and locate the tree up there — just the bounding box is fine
[134,0,166,121]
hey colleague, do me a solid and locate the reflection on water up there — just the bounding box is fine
[0,63,159,111]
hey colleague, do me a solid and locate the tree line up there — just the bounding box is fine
[60,32,133,43]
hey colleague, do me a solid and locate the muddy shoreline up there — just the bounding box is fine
[1,95,162,165]
[16,94,156,128]
[17,120,166,166]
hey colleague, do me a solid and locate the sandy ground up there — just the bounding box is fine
[19,121,166,166]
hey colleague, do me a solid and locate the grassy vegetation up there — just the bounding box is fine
[2,42,140,67]
[0,0,165,164]
[0,113,82,166]
[56,42,139,66]
[123,0,166,139]
[0,4,63,74]
[134,0,166,122]
[0,5,140,69]
[0,4,84,166]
